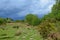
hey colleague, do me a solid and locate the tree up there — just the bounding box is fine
[38,0,60,39]
[51,0,60,21]
[25,14,40,26]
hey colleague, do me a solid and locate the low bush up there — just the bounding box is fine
[0,18,6,25]
[38,20,57,39]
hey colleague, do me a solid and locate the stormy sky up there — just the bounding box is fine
[0,0,55,19]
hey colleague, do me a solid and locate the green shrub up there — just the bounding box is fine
[0,18,6,25]
[15,20,24,23]
[38,20,57,39]
[5,18,14,23]
[25,14,40,26]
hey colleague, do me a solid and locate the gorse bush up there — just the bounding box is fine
[5,18,14,23]
[38,20,57,39]
[25,14,40,26]
[0,18,14,25]
[15,20,24,23]
[0,18,6,25]
[38,0,60,39]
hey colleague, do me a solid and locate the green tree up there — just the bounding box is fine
[38,0,60,39]
[25,14,40,26]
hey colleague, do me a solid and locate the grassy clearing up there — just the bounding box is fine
[0,23,43,40]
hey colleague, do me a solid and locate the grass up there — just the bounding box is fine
[0,23,43,40]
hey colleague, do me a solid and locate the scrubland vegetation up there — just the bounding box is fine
[0,0,60,40]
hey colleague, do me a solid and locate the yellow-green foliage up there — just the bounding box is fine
[15,20,24,23]
[0,18,14,25]
[0,18,6,25]
[38,20,57,39]
[37,0,60,39]
[5,18,13,23]
[25,14,40,26]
